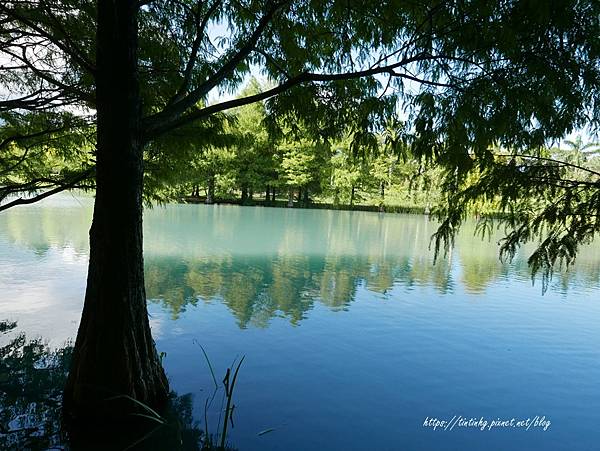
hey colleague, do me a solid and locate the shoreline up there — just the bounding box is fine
[181,196,430,215]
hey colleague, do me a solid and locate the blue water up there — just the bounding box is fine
[1,194,599,450]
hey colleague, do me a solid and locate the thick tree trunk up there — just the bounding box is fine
[265,186,270,202]
[303,188,309,205]
[271,188,276,202]
[63,0,168,422]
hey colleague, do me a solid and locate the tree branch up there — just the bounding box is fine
[168,0,222,106]
[0,3,96,75]
[145,0,288,131]
[0,167,95,212]
[0,125,68,152]
[499,152,600,178]
[0,88,66,112]
[144,51,439,139]
[1,46,93,104]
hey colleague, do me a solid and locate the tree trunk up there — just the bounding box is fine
[241,186,248,204]
[350,185,355,207]
[265,186,270,202]
[205,175,215,204]
[63,0,168,422]
[287,190,294,207]
[271,188,276,202]
[303,188,309,205]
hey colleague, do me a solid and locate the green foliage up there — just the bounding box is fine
[2,0,600,277]
[329,138,367,205]
[230,79,276,201]
[143,113,237,204]
[278,137,330,194]
[0,111,95,206]
[432,142,600,290]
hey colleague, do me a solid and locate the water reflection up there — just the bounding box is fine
[2,196,600,451]
[145,253,453,326]
[0,320,212,450]
[142,208,599,325]
[0,321,67,449]
[1,196,600,332]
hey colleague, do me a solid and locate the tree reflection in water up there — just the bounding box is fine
[0,320,68,449]
[145,253,454,327]
[0,321,222,451]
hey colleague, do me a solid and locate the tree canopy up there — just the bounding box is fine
[1,3,598,203]
[3,0,600,190]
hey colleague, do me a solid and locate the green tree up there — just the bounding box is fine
[560,135,600,166]
[230,79,275,204]
[1,0,600,422]
[144,119,235,204]
[277,136,330,206]
[329,138,368,206]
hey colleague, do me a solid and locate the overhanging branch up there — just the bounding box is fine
[144,51,445,139]
[0,167,95,212]
[145,0,288,131]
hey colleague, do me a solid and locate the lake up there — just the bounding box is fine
[1,194,599,450]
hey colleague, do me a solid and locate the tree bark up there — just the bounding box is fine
[241,185,248,204]
[63,0,168,422]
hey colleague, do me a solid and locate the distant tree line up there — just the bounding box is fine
[147,79,600,217]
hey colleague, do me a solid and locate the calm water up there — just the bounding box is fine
[1,194,600,450]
